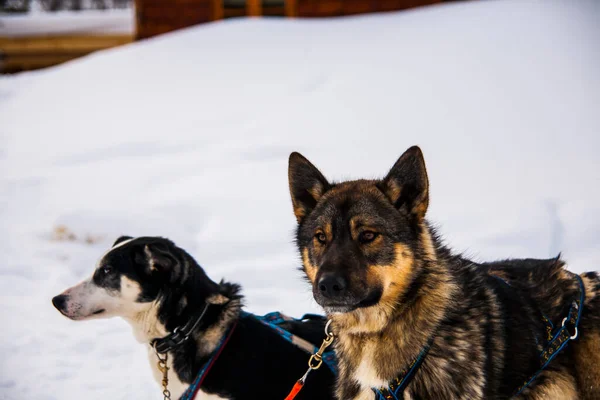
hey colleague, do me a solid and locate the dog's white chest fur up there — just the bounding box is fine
[352,348,415,400]
[146,347,228,400]
[354,350,388,390]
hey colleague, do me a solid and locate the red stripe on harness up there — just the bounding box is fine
[188,320,238,400]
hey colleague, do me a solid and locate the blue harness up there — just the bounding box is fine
[250,311,338,374]
[179,318,237,400]
[179,311,337,400]
[372,340,432,400]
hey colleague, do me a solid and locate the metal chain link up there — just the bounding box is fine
[307,319,335,370]
[154,346,172,400]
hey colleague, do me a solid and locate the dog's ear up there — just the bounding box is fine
[380,146,429,221]
[288,152,330,224]
[113,235,133,247]
[142,241,181,283]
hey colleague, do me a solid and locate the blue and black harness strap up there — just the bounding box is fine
[179,319,238,400]
[250,311,338,374]
[512,274,585,397]
[372,337,433,400]
[179,311,337,400]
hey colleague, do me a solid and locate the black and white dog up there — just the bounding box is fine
[52,236,335,399]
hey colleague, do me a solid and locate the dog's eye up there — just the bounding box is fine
[102,265,113,275]
[359,231,378,244]
[315,232,327,244]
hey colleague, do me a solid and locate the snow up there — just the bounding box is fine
[0,0,599,399]
[0,9,134,37]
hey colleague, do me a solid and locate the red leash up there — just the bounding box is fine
[284,320,334,400]
[285,373,308,400]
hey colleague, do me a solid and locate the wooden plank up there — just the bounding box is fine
[375,0,440,11]
[342,0,373,15]
[213,0,225,19]
[0,34,133,72]
[315,0,342,15]
[223,7,246,17]
[247,0,262,16]
[262,4,285,15]
[297,0,342,16]
[284,0,297,16]
[376,0,404,11]
[0,35,133,54]
[135,0,218,39]
[1,53,82,71]
[296,0,444,16]
[136,25,176,38]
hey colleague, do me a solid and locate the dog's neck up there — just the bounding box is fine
[124,301,168,344]
[123,282,242,399]
[124,280,242,346]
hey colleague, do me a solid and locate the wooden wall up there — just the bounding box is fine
[135,0,451,39]
[295,0,442,17]
[136,0,221,39]
[0,35,133,73]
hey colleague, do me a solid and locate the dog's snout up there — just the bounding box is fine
[318,273,347,299]
[52,295,67,312]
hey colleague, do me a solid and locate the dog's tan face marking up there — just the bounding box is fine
[370,244,414,308]
[302,248,318,283]
[312,222,332,258]
[349,216,385,255]
[330,243,415,334]
[323,222,333,242]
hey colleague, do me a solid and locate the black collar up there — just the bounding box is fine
[151,303,210,354]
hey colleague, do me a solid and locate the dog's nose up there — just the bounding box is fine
[318,274,347,299]
[52,295,67,311]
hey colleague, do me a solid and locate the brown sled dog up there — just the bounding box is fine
[287,146,600,399]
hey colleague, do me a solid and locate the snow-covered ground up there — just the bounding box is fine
[0,9,134,37]
[1,0,599,399]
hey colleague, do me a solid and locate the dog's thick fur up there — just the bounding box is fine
[288,146,600,399]
[52,236,335,399]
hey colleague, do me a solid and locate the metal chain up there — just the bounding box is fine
[285,319,336,400]
[307,319,335,370]
[154,347,172,400]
